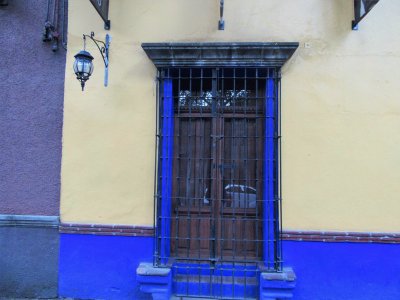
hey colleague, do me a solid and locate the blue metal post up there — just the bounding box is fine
[263,76,275,268]
[104,34,110,87]
[160,79,173,264]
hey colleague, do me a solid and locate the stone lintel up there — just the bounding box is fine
[142,42,299,68]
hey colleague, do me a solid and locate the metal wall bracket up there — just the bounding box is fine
[218,0,225,30]
[89,0,111,30]
[352,0,380,30]
[83,32,111,87]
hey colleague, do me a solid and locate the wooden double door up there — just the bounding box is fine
[171,111,264,262]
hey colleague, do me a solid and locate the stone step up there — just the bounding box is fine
[173,274,258,299]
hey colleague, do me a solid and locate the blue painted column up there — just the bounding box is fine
[160,79,174,264]
[260,72,297,300]
[263,75,275,268]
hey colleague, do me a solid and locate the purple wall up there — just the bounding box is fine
[0,0,66,215]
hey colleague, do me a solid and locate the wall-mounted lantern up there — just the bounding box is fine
[73,32,110,91]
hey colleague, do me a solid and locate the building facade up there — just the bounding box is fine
[1,0,400,299]
[0,0,67,299]
[0,0,67,298]
[59,1,400,299]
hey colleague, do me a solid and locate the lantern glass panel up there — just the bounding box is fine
[82,60,92,75]
[73,56,94,77]
[73,59,79,74]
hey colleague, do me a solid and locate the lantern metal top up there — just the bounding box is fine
[74,50,94,61]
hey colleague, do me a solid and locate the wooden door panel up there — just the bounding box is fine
[173,213,211,257]
[219,118,263,259]
[171,117,213,258]
[219,217,259,259]
[173,117,212,208]
[171,114,263,261]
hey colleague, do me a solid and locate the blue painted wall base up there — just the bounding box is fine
[259,268,296,300]
[284,241,400,300]
[136,263,172,300]
[58,234,400,300]
[59,234,153,300]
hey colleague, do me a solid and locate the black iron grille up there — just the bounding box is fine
[154,67,282,299]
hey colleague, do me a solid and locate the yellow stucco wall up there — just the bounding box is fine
[61,0,400,232]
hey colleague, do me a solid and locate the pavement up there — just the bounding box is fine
[0,296,221,299]
[0,298,80,300]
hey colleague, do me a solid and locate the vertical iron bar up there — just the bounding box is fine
[255,68,260,260]
[186,68,193,259]
[197,68,203,260]
[211,68,219,298]
[220,68,224,263]
[243,68,249,298]
[273,68,279,271]
[211,68,218,262]
[232,68,237,264]
[157,69,164,265]
[154,69,162,265]
[244,68,248,260]
[175,69,181,259]
[277,69,283,271]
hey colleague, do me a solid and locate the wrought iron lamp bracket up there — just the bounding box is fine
[83,32,111,86]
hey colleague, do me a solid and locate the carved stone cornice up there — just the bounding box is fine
[142,42,299,68]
